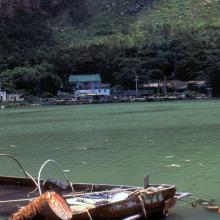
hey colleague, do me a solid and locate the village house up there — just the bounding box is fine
[143,80,210,98]
[0,91,24,102]
[69,74,110,101]
[143,80,187,91]
[0,91,7,102]
[7,93,24,102]
[69,74,101,90]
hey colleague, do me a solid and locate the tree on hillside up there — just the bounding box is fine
[1,64,61,96]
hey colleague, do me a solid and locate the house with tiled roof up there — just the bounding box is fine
[69,74,101,90]
[69,74,110,97]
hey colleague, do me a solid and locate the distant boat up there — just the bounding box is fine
[0,154,189,220]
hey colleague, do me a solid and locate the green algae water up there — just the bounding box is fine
[0,100,220,219]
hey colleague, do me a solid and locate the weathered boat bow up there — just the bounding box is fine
[9,191,72,220]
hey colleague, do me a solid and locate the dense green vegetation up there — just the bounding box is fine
[0,0,220,96]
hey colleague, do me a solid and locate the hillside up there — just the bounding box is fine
[0,0,220,97]
[1,0,219,46]
[50,0,220,46]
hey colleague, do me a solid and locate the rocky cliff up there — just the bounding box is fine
[0,0,71,17]
[0,0,151,18]
[0,0,41,17]
[101,0,153,15]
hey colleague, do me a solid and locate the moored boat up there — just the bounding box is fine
[0,154,188,220]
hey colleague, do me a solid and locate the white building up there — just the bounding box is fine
[75,89,110,97]
[7,94,24,102]
[0,91,7,102]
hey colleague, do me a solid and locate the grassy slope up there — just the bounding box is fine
[51,0,220,47]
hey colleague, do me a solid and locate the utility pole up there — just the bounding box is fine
[134,75,139,97]
[163,75,168,99]
[157,80,160,99]
[0,82,2,102]
[210,0,215,25]
[178,0,184,17]
[133,67,139,97]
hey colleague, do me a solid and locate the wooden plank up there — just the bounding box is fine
[175,192,191,200]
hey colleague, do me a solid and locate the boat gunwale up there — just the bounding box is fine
[0,175,176,189]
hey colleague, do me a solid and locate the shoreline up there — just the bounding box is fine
[0,97,218,109]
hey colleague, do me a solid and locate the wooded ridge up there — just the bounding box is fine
[0,0,220,96]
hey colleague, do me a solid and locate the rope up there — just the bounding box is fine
[25,171,40,197]
[0,154,41,196]
[37,159,74,195]
[25,171,38,188]
[90,184,94,192]
[0,172,38,204]
[0,154,28,179]
[138,195,148,220]
[87,210,93,220]
[0,198,34,204]
[128,185,168,198]
[178,195,216,208]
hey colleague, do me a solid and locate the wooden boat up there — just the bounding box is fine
[66,184,176,220]
[0,154,187,220]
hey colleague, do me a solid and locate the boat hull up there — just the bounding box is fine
[0,176,176,220]
[70,186,176,220]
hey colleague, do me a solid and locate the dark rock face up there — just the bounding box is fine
[0,0,152,18]
[0,0,89,19]
[0,0,41,17]
[102,0,154,15]
[39,0,90,21]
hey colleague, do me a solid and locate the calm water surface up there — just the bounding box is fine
[0,100,220,219]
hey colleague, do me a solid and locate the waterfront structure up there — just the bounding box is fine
[143,80,209,98]
[75,89,110,96]
[69,74,110,99]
